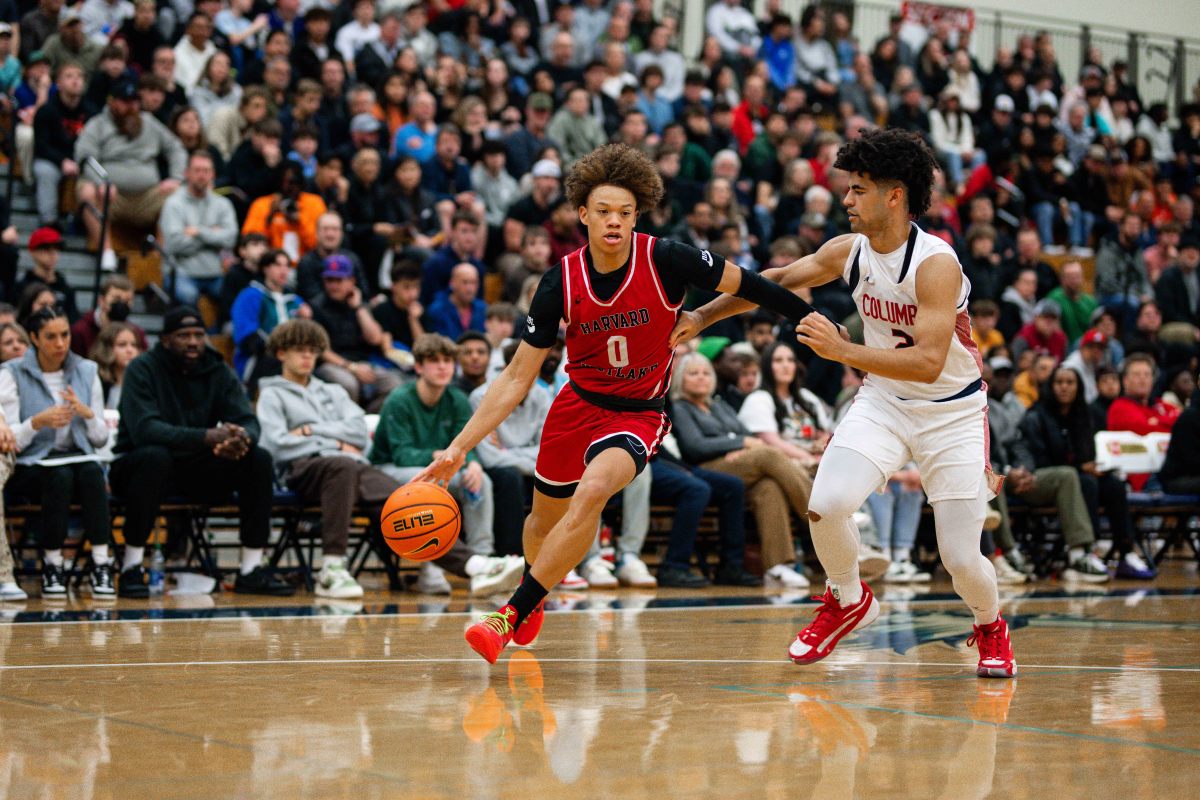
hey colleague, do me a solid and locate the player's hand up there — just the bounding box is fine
[462,460,484,494]
[796,313,847,360]
[669,310,703,347]
[409,445,467,487]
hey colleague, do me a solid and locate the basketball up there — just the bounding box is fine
[380,482,461,561]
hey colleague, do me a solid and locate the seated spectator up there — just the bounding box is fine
[961,223,1004,303]
[737,343,832,469]
[115,0,162,73]
[218,232,268,324]
[373,259,427,362]
[1107,354,1180,490]
[471,139,521,229]
[420,210,486,306]
[370,334,498,589]
[0,426,24,599]
[1160,365,1195,414]
[296,212,369,303]
[43,8,103,83]
[1062,329,1110,403]
[428,262,487,341]
[310,255,400,408]
[74,76,186,270]
[0,322,29,363]
[111,306,293,598]
[544,196,588,265]
[1122,300,1171,366]
[261,322,524,597]
[14,227,79,323]
[1012,299,1067,362]
[670,352,813,589]
[161,151,239,308]
[500,227,552,305]
[998,267,1038,342]
[985,358,1107,582]
[70,274,145,357]
[969,300,1005,358]
[1095,212,1152,326]
[206,85,271,162]
[1090,365,1120,432]
[1046,260,1098,346]
[32,63,89,229]
[1022,366,1153,579]
[502,160,562,268]
[1160,373,1200,495]
[228,117,284,204]
[286,123,319,181]
[1013,351,1058,409]
[173,12,216,91]
[89,320,141,409]
[454,331,490,396]
[1154,236,1200,329]
[420,124,472,200]
[1008,227,1060,301]
[0,306,114,597]
[867,465,931,583]
[189,50,241,126]
[241,161,328,262]
[230,248,307,383]
[15,283,58,328]
[393,89,439,163]
[483,303,518,379]
[929,87,980,188]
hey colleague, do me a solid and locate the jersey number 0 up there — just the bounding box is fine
[607,335,629,368]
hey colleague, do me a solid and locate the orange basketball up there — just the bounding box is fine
[381,482,461,561]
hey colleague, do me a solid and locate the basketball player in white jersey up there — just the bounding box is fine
[672,128,1015,678]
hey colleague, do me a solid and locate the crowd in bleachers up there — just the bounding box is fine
[0,0,1198,600]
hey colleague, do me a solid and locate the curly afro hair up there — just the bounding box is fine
[833,127,939,218]
[564,143,664,213]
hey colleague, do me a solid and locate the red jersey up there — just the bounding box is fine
[522,231,727,408]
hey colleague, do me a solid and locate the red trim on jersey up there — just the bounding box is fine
[642,233,683,312]
[579,235,640,307]
[561,245,586,325]
[955,311,983,373]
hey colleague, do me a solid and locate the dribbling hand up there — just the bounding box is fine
[410,445,466,487]
[669,310,703,348]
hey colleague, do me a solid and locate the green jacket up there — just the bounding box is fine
[369,381,477,468]
[1045,287,1098,346]
[115,343,260,455]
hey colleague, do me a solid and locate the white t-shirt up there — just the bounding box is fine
[737,388,831,449]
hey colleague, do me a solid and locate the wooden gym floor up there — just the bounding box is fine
[0,564,1197,799]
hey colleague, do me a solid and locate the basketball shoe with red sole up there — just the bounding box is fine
[513,599,544,647]
[967,615,1017,678]
[465,606,517,664]
[788,581,880,665]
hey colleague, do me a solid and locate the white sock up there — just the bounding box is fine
[1068,546,1086,562]
[892,547,911,563]
[91,545,110,565]
[829,579,864,607]
[240,548,264,576]
[123,546,145,572]
[44,549,64,567]
[321,555,345,571]
[464,554,488,576]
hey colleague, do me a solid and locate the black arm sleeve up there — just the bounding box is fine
[520,265,564,349]
[734,268,817,322]
[653,238,726,304]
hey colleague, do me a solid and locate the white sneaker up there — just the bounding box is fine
[883,560,912,583]
[581,557,618,588]
[100,248,118,271]
[1043,244,1066,255]
[0,581,27,601]
[764,563,810,589]
[415,563,452,595]
[615,555,657,588]
[315,561,364,599]
[559,568,589,589]
[1069,246,1094,257]
[469,555,524,596]
[1063,553,1110,583]
[858,545,891,581]
[990,554,1028,585]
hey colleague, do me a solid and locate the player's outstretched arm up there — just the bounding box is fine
[670,235,855,346]
[408,342,549,485]
[796,254,959,383]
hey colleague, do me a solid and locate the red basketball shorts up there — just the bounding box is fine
[533,384,670,498]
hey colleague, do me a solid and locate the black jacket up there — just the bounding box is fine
[1154,266,1200,326]
[1160,389,1200,487]
[115,343,260,455]
[1019,402,1095,470]
[33,92,92,165]
[227,140,283,201]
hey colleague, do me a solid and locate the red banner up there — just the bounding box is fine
[901,1,976,33]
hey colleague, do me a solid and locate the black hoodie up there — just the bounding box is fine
[1160,388,1200,488]
[114,342,260,456]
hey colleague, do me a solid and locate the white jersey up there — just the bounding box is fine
[843,223,982,402]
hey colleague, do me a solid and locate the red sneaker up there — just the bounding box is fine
[465,606,517,664]
[513,599,544,647]
[788,581,880,665]
[967,616,1017,678]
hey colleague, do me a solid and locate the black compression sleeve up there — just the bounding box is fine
[733,268,817,321]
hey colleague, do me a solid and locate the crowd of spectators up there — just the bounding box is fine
[1,0,1200,598]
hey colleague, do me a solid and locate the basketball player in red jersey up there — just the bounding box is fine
[673,128,1015,678]
[411,143,816,664]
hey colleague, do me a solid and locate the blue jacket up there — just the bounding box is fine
[427,291,487,340]
[760,36,796,93]
[230,281,305,379]
[420,245,486,306]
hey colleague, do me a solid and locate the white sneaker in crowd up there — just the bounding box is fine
[416,563,452,595]
[764,563,810,589]
[581,557,618,588]
[315,559,364,599]
[1063,553,1110,583]
[990,554,1029,585]
[858,544,891,581]
[469,555,524,596]
[884,560,932,583]
[615,555,657,588]
[559,568,589,589]
[0,581,27,601]
[100,249,118,271]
